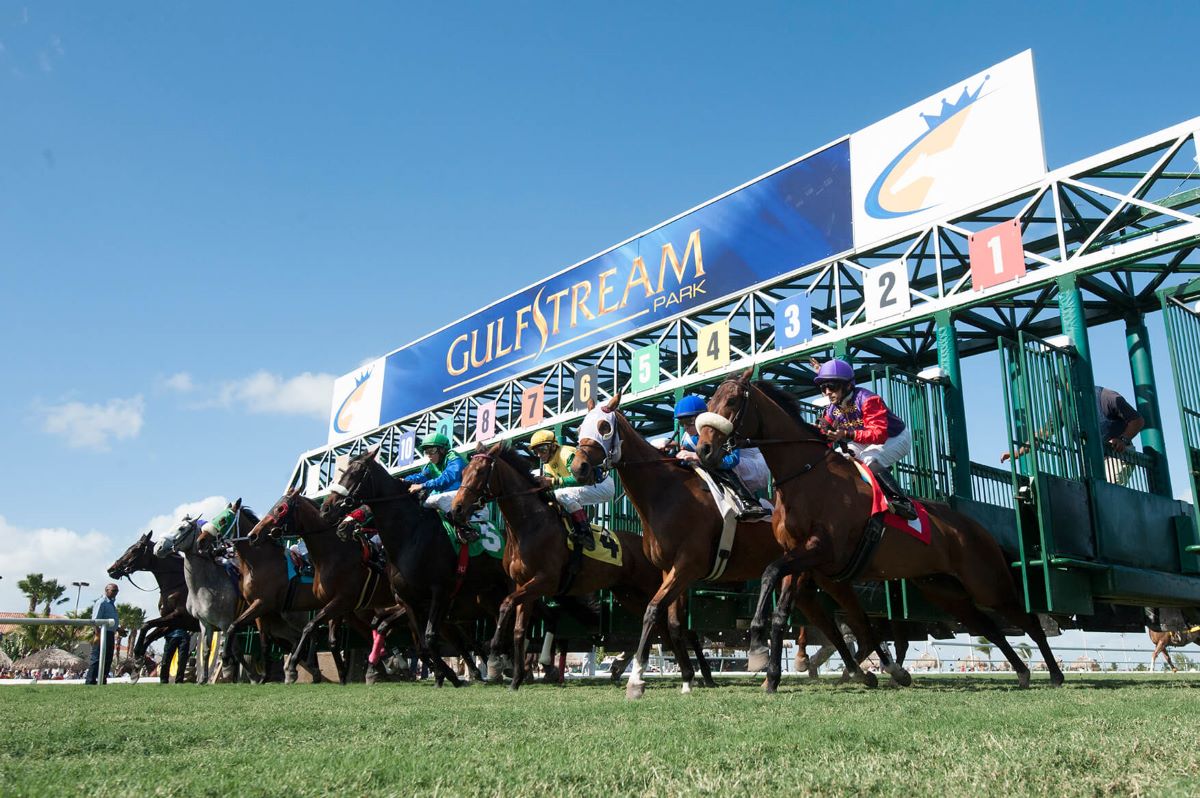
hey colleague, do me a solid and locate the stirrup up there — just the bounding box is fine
[888,498,918,521]
[455,524,481,544]
[570,524,595,551]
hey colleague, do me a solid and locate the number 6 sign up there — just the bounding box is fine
[864,260,911,322]
[969,218,1026,291]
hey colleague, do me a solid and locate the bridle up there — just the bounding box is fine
[460,452,551,517]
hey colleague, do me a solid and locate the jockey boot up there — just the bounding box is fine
[715,470,771,521]
[569,509,595,551]
[869,464,917,520]
[453,519,481,545]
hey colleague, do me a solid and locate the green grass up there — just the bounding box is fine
[2,674,1198,797]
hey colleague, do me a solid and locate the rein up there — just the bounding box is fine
[717,377,833,485]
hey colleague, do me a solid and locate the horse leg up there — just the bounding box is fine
[423,590,463,689]
[789,578,876,688]
[443,622,485,683]
[1161,642,1176,672]
[511,599,542,691]
[327,620,349,685]
[225,599,267,685]
[487,592,521,682]
[747,553,802,672]
[794,625,810,675]
[822,578,910,687]
[892,620,910,668]
[687,627,716,688]
[499,577,553,690]
[628,568,689,700]
[765,572,800,693]
[665,598,697,694]
[196,622,212,684]
[288,603,342,684]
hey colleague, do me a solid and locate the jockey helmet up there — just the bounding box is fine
[674,394,707,419]
[420,433,451,451]
[814,359,855,386]
[530,429,558,449]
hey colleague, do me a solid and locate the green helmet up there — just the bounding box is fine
[420,433,451,451]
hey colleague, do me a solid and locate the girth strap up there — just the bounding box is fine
[827,515,886,583]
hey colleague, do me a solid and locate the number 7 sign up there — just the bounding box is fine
[969,219,1026,291]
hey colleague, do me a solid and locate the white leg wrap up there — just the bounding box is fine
[539,633,555,666]
[629,660,645,685]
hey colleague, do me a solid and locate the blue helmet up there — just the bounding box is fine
[674,394,707,419]
[814,359,855,385]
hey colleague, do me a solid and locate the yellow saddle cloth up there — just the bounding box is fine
[563,519,623,566]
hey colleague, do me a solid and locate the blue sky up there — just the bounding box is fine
[1,0,1197,657]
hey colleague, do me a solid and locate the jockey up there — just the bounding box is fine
[674,394,770,520]
[814,358,917,519]
[530,429,614,551]
[404,433,480,541]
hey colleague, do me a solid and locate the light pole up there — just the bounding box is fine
[71,581,90,614]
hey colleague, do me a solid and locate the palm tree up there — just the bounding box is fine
[115,604,146,658]
[40,580,67,616]
[16,573,50,615]
[1017,642,1033,663]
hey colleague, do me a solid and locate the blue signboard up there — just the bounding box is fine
[380,140,852,423]
[774,294,813,349]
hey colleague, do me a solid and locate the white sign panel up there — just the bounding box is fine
[327,357,386,444]
[864,260,911,321]
[850,50,1045,248]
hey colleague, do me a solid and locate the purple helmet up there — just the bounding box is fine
[814,359,855,385]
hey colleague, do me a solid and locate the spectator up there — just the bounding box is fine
[84,583,119,685]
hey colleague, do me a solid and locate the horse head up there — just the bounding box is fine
[195,499,242,550]
[249,490,307,545]
[321,445,386,524]
[107,530,154,579]
[154,516,203,558]
[571,393,623,485]
[696,368,755,470]
[448,442,497,526]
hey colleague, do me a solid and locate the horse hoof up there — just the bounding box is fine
[365,666,380,685]
[284,670,298,685]
[1049,673,1064,688]
[1018,671,1031,689]
[703,678,717,689]
[486,657,502,683]
[746,647,770,673]
[681,681,692,695]
[625,681,645,700]
[764,679,778,694]
[859,671,878,689]
[807,667,820,680]
[888,667,913,688]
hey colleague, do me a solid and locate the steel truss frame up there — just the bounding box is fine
[290,117,1200,494]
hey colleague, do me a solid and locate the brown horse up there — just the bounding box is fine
[448,443,714,691]
[696,372,1065,688]
[1150,628,1200,671]
[248,490,399,684]
[569,396,903,698]
[321,448,514,688]
[106,531,199,660]
[194,499,323,683]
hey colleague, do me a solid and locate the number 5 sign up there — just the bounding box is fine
[969,219,1026,291]
[864,260,911,322]
[630,344,660,393]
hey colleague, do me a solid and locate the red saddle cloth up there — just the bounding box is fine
[854,462,932,545]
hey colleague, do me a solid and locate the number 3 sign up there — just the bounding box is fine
[864,260,911,322]
[969,219,1026,291]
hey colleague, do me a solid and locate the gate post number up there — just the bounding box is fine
[475,400,497,442]
[396,430,417,467]
[697,320,730,373]
[774,294,813,350]
[520,385,546,428]
[969,219,1026,291]
[573,366,599,411]
[630,343,660,393]
[864,260,911,322]
[434,417,454,446]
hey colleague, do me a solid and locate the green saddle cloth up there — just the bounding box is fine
[439,516,505,560]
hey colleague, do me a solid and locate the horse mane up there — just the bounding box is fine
[493,445,539,486]
[239,506,260,524]
[752,379,823,435]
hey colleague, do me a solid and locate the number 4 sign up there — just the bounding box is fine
[696,320,730,373]
[969,219,1026,291]
[864,260,911,322]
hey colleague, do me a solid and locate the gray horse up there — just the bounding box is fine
[154,515,241,684]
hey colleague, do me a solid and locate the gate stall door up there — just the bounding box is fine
[1161,287,1200,562]
[869,367,952,502]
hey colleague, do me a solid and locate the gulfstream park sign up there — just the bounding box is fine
[329,51,1045,444]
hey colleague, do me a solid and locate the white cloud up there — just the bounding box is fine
[216,371,334,420]
[39,395,144,451]
[140,495,229,538]
[0,515,162,616]
[163,372,194,393]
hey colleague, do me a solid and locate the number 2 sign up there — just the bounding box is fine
[969,219,1026,291]
[864,260,911,322]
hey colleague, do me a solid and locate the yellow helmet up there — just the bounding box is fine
[530,429,558,449]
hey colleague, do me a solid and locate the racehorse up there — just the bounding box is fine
[248,490,399,685]
[1149,628,1200,671]
[107,531,199,663]
[569,396,903,698]
[194,499,323,683]
[695,371,1065,688]
[154,516,242,684]
[448,443,714,691]
[321,448,515,688]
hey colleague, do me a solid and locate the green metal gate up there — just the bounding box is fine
[1160,283,1200,567]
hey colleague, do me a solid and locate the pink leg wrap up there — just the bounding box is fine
[369,630,386,665]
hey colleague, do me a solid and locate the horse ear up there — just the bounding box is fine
[740,367,754,383]
[366,445,380,461]
[587,397,596,411]
[474,442,485,454]
[603,392,622,412]
[233,497,243,512]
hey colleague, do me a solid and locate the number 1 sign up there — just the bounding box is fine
[864,260,911,322]
[969,219,1026,291]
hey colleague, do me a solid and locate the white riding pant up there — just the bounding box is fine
[426,491,488,524]
[553,474,615,514]
[848,425,912,470]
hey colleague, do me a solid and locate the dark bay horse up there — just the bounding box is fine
[696,372,1065,688]
[107,531,199,661]
[322,448,514,688]
[248,490,399,685]
[569,396,902,698]
[194,500,322,683]
[448,443,714,691]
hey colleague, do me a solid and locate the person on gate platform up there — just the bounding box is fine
[813,358,918,519]
[673,394,771,520]
[530,429,614,551]
[404,433,480,541]
[160,626,191,684]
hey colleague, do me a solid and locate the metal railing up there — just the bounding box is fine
[0,617,117,685]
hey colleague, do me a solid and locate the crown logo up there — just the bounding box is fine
[919,75,990,130]
[354,368,373,388]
